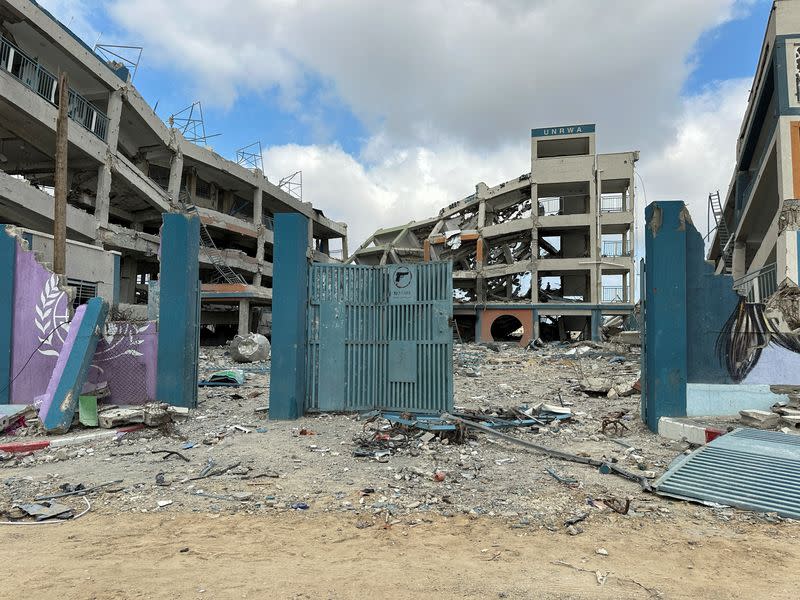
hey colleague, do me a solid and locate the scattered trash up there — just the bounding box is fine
[198,369,246,387]
[291,502,309,510]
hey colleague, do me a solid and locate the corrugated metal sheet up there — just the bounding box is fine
[654,427,800,518]
[305,262,452,413]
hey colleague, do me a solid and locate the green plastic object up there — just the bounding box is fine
[78,395,98,427]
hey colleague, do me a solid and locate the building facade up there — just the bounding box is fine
[708,0,800,301]
[0,0,347,338]
[351,125,637,344]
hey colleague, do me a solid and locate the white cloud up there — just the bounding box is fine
[36,0,750,251]
[263,141,527,247]
[264,75,748,252]
[103,0,746,151]
[639,77,750,237]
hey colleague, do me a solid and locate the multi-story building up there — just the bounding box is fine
[708,0,800,301]
[351,124,637,344]
[0,0,347,339]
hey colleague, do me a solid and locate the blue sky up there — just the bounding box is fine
[41,0,775,246]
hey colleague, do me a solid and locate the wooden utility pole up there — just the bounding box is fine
[53,71,69,275]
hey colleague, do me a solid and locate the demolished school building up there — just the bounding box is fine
[0,0,347,341]
[349,125,638,345]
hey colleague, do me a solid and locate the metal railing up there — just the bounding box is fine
[601,240,628,256]
[1,35,109,141]
[602,286,624,303]
[538,197,561,216]
[600,194,624,213]
[734,262,777,303]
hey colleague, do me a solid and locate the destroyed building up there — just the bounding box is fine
[0,0,347,340]
[350,125,637,344]
[707,0,800,301]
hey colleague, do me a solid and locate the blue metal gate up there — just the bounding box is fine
[305,262,453,413]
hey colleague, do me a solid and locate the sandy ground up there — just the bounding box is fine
[2,511,798,600]
[2,341,793,599]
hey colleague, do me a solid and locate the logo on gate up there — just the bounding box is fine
[393,266,412,289]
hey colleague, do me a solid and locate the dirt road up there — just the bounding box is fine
[3,512,797,600]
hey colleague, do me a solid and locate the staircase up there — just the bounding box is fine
[183,195,246,285]
[452,321,462,345]
[709,191,733,274]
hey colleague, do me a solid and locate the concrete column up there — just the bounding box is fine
[341,235,349,261]
[167,150,184,204]
[94,163,113,233]
[94,90,124,235]
[238,299,251,335]
[119,256,138,304]
[732,239,747,280]
[589,176,600,305]
[254,228,267,287]
[777,228,800,285]
[591,309,602,342]
[270,213,310,420]
[253,186,263,225]
[105,90,124,151]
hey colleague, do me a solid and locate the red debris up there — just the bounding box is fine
[0,440,51,453]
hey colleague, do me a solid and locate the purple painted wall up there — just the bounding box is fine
[86,322,159,405]
[11,243,69,405]
[10,237,159,407]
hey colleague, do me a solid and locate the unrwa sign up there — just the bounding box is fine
[531,124,595,137]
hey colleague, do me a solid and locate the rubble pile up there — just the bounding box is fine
[0,341,767,530]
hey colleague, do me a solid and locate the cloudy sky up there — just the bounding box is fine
[43,0,769,249]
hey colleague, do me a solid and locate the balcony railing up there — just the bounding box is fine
[602,286,624,303]
[601,240,628,257]
[600,194,624,213]
[1,36,109,141]
[734,262,777,303]
[538,197,561,216]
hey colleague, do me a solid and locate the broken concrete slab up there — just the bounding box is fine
[40,297,109,433]
[739,409,780,429]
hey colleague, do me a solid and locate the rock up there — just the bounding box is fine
[566,525,583,536]
[232,491,253,501]
[596,548,608,556]
[580,378,612,395]
[229,333,271,363]
[607,388,619,399]
[157,500,173,508]
[739,409,780,429]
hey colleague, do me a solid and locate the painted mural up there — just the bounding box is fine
[716,288,800,385]
[8,235,158,406]
[11,244,65,405]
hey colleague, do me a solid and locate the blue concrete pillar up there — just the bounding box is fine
[590,309,602,342]
[156,213,200,409]
[42,298,109,432]
[643,202,688,431]
[269,213,310,420]
[0,227,16,404]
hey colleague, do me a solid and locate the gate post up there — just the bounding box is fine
[269,213,309,420]
[156,213,201,408]
[0,227,16,404]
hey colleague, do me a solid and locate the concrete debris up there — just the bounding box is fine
[229,334,271,363]
[580,378,613,395]
[739,410,780,429]
[0,341,760,528]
